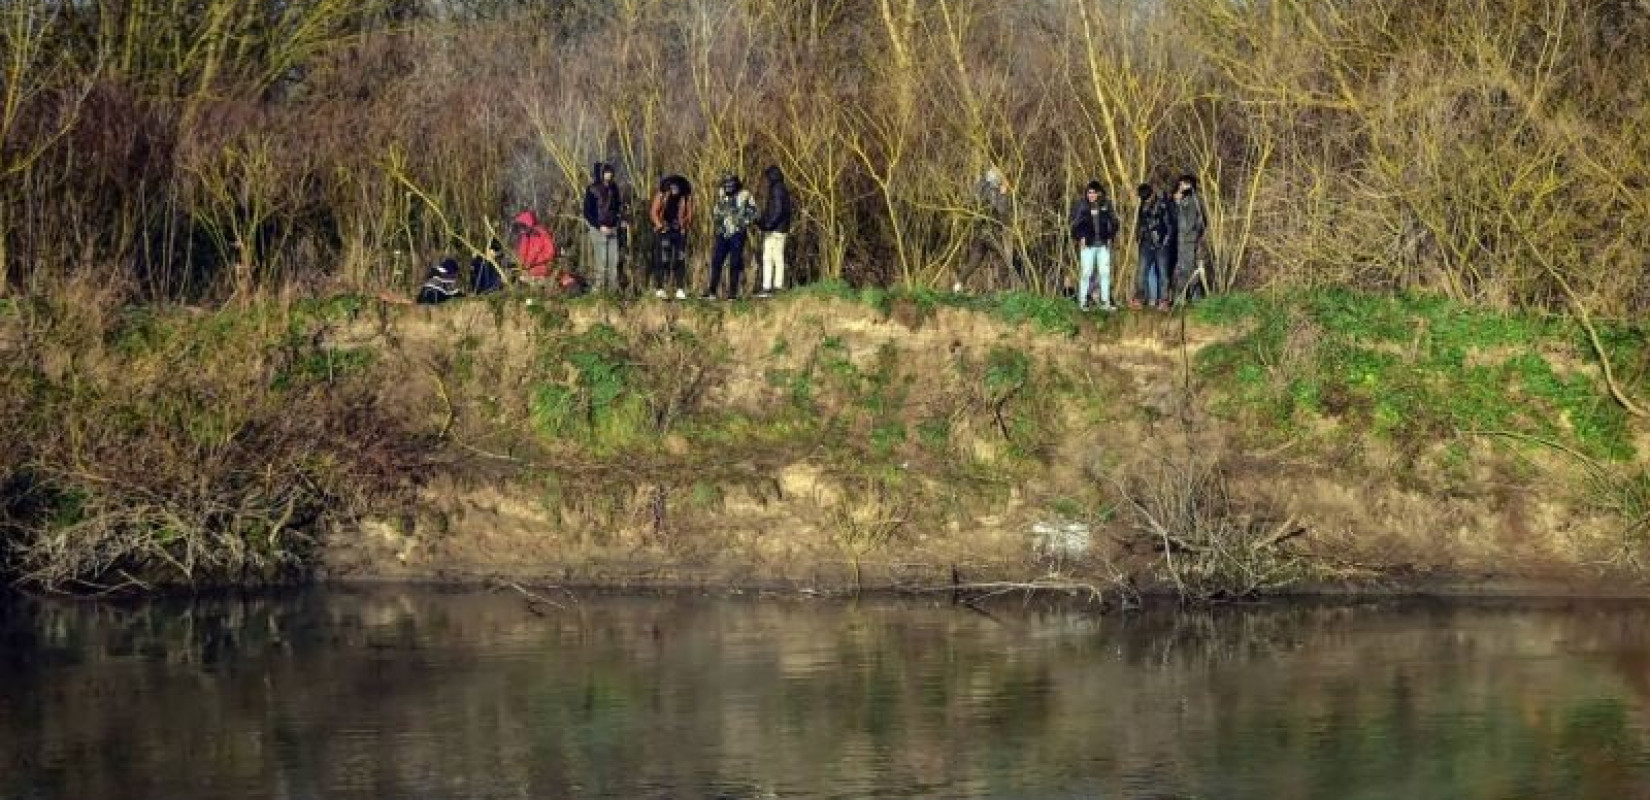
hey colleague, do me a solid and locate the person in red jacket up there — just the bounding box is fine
[511,209,557,283]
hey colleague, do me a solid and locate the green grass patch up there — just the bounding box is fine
[1196,289,1641,461]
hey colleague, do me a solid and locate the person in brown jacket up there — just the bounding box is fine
[649,175,694,299]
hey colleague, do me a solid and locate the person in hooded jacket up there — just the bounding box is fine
[1070,181,1120,311]
[583,161,626,294]
[704,174,757,300]
[649,175,694,300]
[416,258,463,304]
[511,210,557,283]
[1132,183,1173,310]
[755,165,793,297]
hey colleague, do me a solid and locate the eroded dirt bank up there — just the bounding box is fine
[316,293,1648,597]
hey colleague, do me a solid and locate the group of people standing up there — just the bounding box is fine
[1115,174,1207,311]
[417,161,1208,310]
[565,162,794,302]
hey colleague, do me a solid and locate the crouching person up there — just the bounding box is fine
[417,258,463,304]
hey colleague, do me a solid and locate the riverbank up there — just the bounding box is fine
[2,283,1646,597]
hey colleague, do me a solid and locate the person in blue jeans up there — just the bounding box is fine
[1070,181,1119,311]
[1132,182,1173,310]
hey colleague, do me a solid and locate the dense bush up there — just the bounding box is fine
[1,0,1646,318]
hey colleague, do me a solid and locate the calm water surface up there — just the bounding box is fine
[1,589,1648,799]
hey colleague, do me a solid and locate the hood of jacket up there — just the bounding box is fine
[513,210,540,228]
[593,161,613,184]
[764,165,784,185]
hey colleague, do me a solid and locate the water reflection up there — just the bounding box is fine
[1,590,1648,799]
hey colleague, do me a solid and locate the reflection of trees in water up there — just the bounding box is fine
[2,593,1649,799]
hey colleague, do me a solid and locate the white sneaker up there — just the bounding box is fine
[654,289,667,299]
[674,289,687,300]
[952,281,964,294]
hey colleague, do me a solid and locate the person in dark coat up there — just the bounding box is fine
[1070,181,1119,310]
[1132,183,1173,309]
[469,239,507,295]
[582,161,626,294]
[755,165,793,297]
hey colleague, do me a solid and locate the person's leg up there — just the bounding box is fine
[1142,246,1160,306]
[1098,245,1113,308]
[670,233,687,293]
[728,234,746,299]
[651,237,667,294]
[604,236,619,293]
[708,236,728,297]
[1189,240,1207,301]
[1078,246,1096,309]
[996,229,1016,291]
[759,233,775,293]
[772,232,787,290]
[1136,245,1150,306]
[958,234,987,292]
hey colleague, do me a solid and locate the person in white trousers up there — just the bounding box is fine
[755,165,794,297]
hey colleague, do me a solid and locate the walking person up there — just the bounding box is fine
[1172,174,1208,305]
[755,165,793,297]
[1070,181,1119,311]
[704,174,756,300]
[583,161,626,294]
[955,166,1015,293]
[1131,183,1173,310]
[649,175,694,300]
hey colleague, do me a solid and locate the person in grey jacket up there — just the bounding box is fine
[1172,174,1208,304]
[955,166,1016,293]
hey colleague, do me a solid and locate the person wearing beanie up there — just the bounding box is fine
[1070,180,1120,311]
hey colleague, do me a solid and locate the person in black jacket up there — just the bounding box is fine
[582,161,626,294]
[755,165,793,297]
[1070,181,1119,311]
[1132,183,1173,309]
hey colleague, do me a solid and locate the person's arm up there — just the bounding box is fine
[582,187,598,228]
[650,193,665,230]
[757,193,775,232]
[682,196,695,228]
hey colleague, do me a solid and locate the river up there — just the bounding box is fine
[1,588,1647,799]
